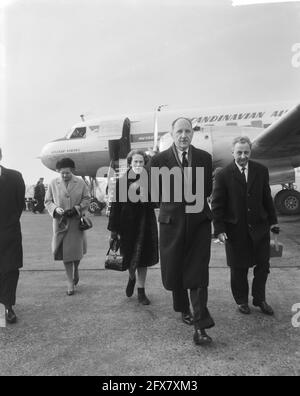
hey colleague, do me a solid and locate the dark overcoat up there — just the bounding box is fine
[34,183,45,202]
[150,144,213,291]
[211,160,277,269]
[0,166,25,274]
[108,170,159,273]
[33,182,46,212]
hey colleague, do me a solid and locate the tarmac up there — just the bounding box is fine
[0,210,299,376]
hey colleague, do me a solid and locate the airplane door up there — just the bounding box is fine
[108,117,131,161]
[119,117,131,158]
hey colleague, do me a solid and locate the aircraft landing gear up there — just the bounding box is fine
[83,176,106,215]
[274,184,300,215]
[88,197,106,215]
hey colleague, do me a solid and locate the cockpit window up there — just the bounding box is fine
[69,127,86,139]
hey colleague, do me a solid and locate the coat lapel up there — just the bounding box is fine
[56,178,66,194]
[171,144,194,181]
[171,144,183,170]
[0,166,7,181]
[0,166,7,179]
[247,161,257,192]
[67,176,78,194]
[231,161,246,186]
[56,175,78,195]
[190,146,199,185]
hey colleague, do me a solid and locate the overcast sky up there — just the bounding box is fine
[1,0,300,184]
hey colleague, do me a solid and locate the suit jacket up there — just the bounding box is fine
[150,144,213,290]
[0,166,25,273]
[45,175,90,261]
[211,160,278,268]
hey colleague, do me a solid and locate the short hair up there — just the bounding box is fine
[232,136,252,149]
[56,158,75,170]
[171,117,193,130]
[127,150,148,166]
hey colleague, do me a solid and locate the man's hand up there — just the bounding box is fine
[270,224,280,234]
[218,233,228,244]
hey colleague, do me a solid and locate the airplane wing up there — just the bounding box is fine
[252,103,300,160]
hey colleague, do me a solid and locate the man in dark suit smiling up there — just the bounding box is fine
[212,136,279,316]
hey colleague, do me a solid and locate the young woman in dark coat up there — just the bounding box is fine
[108,150,159,305]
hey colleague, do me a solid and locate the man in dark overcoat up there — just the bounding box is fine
[211,136,279,315]
[33,177,46,213]
[0,147,25,324]
[150,117,215,345]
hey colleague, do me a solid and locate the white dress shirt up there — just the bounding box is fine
[176,146,190,165]
[235,161,249,182]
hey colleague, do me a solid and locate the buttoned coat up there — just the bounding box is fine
[45,175,90,262]
[211,160,277,268]
[150,144,213,291]
[0,166,25,274]
[108,170,159,274]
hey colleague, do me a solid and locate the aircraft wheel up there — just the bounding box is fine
[274,190,300,215]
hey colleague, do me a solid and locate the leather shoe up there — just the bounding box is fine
[253,301,274,316]
[126,277,136,297]
[73,274,79,286]
[193,330,212,346]
[238,304,251,315]
[181,311,194,325]
[6,307,17,324]
[137,288,150,305]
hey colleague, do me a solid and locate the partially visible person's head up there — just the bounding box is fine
[56,158,75,182]
[171,117,194,151]
[232,136,252,167]
[127,150,147,174]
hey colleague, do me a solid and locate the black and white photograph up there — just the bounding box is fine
[0,0,299,378]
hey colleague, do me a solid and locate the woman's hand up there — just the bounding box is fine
[110,232,120,250]
[55,207,65,216]
[218,233,228,244]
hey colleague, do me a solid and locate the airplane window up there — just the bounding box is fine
[70,127,86,139]
[89,125,100,133]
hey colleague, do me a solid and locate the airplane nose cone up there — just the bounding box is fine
[40,142,57,171]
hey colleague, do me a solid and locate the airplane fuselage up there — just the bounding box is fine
[40,101,300,185]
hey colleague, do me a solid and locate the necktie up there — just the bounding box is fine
[182,151,188,168]
[241,166,247,183]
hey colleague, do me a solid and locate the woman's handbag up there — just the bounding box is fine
[79,215,93,231]
[105,248,126,271]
